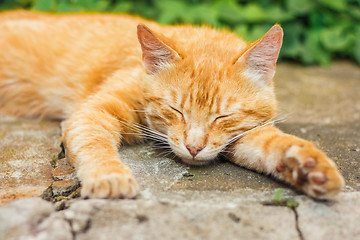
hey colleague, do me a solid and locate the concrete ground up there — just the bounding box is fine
[0,62,359,240]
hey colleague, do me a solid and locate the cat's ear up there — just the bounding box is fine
[137,24,181,74]
[235,24,283,86]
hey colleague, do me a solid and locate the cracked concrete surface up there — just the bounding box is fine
[0,62,360,239]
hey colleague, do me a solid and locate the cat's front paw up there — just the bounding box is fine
[80,166,139,199]
[277,144,344,199]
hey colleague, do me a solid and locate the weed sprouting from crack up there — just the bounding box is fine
[262,188,303,240]
[262,188,299,208]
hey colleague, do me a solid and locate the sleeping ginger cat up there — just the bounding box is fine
[0,10,344,199]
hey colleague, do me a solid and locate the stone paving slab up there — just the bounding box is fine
[296,192,360,240]
[71,196,299,240]
[1,191,359,240]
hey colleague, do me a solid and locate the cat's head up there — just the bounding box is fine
[137,24,283,165]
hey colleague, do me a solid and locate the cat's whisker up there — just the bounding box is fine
[136,124,166,136]
[141,133,168,144]
[272,112,289,124]
[150,143,171,149]
[166,152,178,161]
[140,129,168,141]
[117,119,143,132]
[143,136,167,143]
[118,132,140,135]
[219,149,231,154]
[130,109,147,113]
[131,121,168,138]
[118,116,176,147]
[118,128,168,142]
[150,144,171,149]
[150,145,175,157]
[157,151,174,158]
[139,135,167,143]
[117,118,168,140]
[226,119,277,146]
[119,120,172,146]
[111,118,175,158]
[139,131,167,139]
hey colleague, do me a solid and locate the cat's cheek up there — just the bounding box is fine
[207,130,228,148]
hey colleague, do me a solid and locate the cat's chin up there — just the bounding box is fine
[180,157,213,166]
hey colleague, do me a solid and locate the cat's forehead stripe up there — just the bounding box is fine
[170,89,177,103]
[179,92,187,109]
[208,92,216,112]
[224,96,238,111]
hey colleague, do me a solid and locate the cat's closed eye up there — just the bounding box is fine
[169,106,184,118]
[214,114,233,122]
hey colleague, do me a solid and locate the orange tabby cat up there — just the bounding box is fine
[0,10,344,199]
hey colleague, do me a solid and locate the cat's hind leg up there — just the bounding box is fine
[227,125,344,199]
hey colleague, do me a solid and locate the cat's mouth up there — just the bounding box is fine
[167,142,224,166]
[180,156,215,166]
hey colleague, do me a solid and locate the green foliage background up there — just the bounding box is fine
[1,0,360,65]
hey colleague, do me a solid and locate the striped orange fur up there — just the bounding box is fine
[0,10,344,199]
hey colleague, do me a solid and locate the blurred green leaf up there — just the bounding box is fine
[184,4,218,26]
[241,3,268,23]
[155,0,187,24]
[0,0,24,10]
[319,0,347,11]
[247,24,274,41]
[348,7,360,19]
[79,0,109,12]
[286,0,314,15]
[56,1,81,12]
[354,39,360,64]
[32,0,57,11]
[214,0,244,24]
[266,6,293,22]
[354,27,360,64]
[273,188,284,203]
[280,22,304,58]
[17,0,36,5]
[113,1,132,13]
[302,30,331,65]
[320,27,354,51]
[234,24,250,41]
[131,1,156,19]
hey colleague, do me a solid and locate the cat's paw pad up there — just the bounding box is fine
[278,144,344,199]
[81,172,139,199]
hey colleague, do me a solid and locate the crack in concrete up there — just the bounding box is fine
[65,215,91,240]
[62,201,98,240]
[63,215,77,240]
[261,200,304,240]
[292,207,304,240]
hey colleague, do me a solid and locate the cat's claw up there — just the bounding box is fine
[277,144,344,199]
[81,172,139,199]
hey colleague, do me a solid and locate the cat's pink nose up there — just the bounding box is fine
[186,144,204,157]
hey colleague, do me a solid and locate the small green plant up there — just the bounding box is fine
[285,199,299,208]
[273,188,285,203]
[273,188,299,208]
